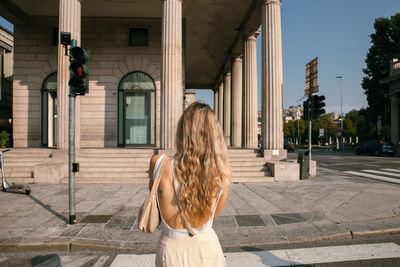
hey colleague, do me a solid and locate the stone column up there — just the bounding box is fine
[391,93,399,145]
[223,71,232,146]
[243,31,259,148]
[57,0,81,150]
[161,0,183,151]
[231,55,243,147]
[214,88,219,115]
[218,82,224,126]
[261,0,285,160]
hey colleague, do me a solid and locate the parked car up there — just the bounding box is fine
[355,140,396,157]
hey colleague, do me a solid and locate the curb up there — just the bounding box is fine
[1,228,399,253]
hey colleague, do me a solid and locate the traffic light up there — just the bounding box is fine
[303,99,310,121]
[69,46,90,95]
[310,95,326,119]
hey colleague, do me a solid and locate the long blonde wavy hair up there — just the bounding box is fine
[174,101,229,227]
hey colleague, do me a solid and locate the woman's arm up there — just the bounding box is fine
[148,154,163,191]
[214,167,232,220]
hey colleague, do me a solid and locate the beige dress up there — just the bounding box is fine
[153,156,226,267]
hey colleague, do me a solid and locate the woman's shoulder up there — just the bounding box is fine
[150,154,172,169]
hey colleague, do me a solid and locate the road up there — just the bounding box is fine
[288,149,400,185]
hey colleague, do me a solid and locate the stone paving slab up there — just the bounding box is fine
[0,167,399,253]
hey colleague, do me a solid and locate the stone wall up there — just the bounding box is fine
[13,17,58,147]
[13,17,162,148]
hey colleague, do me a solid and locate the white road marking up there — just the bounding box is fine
[362,169,400,177]
[110,243,400,267]
[381,168,400,174]
[344,171,400,184]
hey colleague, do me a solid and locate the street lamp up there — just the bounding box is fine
[336,76,344,150]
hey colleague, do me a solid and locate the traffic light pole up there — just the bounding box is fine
[68,39,77,224]
[308,119,312,177]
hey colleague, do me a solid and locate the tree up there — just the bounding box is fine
[284,119,306,143]
[362,13,400,129]
[311,114,338,144]
[342,118,356,141]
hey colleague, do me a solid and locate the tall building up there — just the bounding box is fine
[0,26,13,133]
[1,0,300,182]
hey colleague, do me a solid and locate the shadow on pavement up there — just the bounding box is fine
[28,195,68,224]
[31,254,61,267]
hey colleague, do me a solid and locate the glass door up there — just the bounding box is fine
[124,92,150,146]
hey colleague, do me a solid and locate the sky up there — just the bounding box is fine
[196,0,400,115]
[2,0,400,115]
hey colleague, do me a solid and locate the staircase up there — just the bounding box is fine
[61,148,156,184]
[3,148,273,184]
[228,148,273,182]
[2,148,52,184]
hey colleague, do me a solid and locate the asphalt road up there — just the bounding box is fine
[288,149,400,185]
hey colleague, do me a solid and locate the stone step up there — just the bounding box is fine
[78,162,149,168]
[76,172,148,178]
[2,177,35,185]
[227,148,260,153]
[231,166,267,172]
[4,171,33,178]
[2,162,36,167]
[77,157,150,163]
[79,148,156,154]
[229,158,265,167]
[60,177,148,184]
[79,166,149,172]
[4,158,50,163]
[228,153,261,158]
[228,158,265,164]
[231,177,274,183]
[232,171,271,177]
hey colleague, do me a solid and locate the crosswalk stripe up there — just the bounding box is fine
[362,169,400,177]
[381,168,400,174]
[110,243,400,267]
[343,171,400,184]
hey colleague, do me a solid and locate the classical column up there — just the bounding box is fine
[223,71,232,146]
[261,0,285,159]
[57,0,81,150]
[218,82,224,126]
[161,0,183,151]
[231,55,243,147]
[214,88,219,115]
[243,31,259,148]
[391,94,399,145]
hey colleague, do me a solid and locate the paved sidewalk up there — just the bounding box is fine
[1,167,400,253]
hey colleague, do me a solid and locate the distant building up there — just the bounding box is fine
[283,105,303,122]
[382,58,400,146]
[0,25,13,132]
[184,89,195,109]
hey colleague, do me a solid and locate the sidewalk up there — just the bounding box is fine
[1,167,400,253]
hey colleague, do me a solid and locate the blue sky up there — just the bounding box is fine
[197,0,400,114]
[2,0,400,115]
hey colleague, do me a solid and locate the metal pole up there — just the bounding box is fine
[68,39,77,225]
[336,76,343,150]
[308,119,312,176]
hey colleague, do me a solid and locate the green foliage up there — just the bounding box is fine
[362,13,400,126]
[342,118,356,139]
[345,109,377,142]
[284,119,306,141]
[311,114,338,143]
[0,131,10,148]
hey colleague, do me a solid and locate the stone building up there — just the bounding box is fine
[0,26,13,133]
[1,0,300,183]
[384,59,400,148]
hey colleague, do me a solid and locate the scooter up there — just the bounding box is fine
[1,149,31,195]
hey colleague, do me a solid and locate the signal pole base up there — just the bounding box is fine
[69,215,76,224]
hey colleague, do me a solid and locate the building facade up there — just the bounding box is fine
[0,26,13,133]
[386,59,400,147]
[2,0,286,159]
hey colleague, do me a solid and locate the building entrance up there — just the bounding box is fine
[118,71,155,147]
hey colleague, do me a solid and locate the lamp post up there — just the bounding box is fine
[336,76,344,150]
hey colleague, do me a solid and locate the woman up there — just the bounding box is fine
[148,102,231,267]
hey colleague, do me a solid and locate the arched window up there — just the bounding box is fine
[41,72,57,147]
[118,71,156,146]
